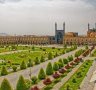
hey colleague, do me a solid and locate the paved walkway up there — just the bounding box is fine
[0,47,84,88]
[0,50,27,55]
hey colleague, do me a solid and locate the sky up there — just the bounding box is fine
[0,0,96,36]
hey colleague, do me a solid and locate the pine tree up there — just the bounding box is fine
[0,78,13,90]
[38,68,46,80]
[16,75,27,90]
[46,62,53,75]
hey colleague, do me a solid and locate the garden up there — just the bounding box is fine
[59,60,93,90]
[0,45,77,76]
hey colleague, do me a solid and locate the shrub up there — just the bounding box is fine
[66,84,71,90]
[25,79,31,89]
[46,62,53,75]
[59,59,64,66]
[12,66,17,72]
[38,68,46,80]
[55,52,58,57]
[43,78,52,85]
[16,75,27,90]
[1,66,8,76]
[34,57,40,65]
[53,62,59,71]
[40,56,45,62]
[32,46,35,51]
[63,58,68,64]
[77,72,82,78]
[58,59,64,69]
[31,86,40,90]
[43,86,53,90]
[53,78,61,84]
[0,78,13,90]
[20,60,26,70]
[31,76,38,84]
[68,55,73,61]
[43,49,46,51]
[27,59,33,67]
[48,52,52,60]
[62,50,65,54]
[72,78,76,83]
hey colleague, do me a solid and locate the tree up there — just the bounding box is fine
[38,68,46,80]
[27,59,33,67]
[75,52,79,58]
[34,57,40,65]
[46,62,53,75]
[48,52,52,60]
[0,78,13,90]
[20,60,26,70]
[58,59,64,68]
[40,56,45,62]
[1,66,8,76]
[31,76,38,84]
[68,55,73,61]
[16,75,27,90]
[63,58,68,64]
[53,62,59,71]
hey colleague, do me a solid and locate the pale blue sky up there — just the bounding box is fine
[0,0,96,35]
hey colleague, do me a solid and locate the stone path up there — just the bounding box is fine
[0,50,27,55]
[0,47,84,89]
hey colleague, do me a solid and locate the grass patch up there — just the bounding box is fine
[59,60,93,90]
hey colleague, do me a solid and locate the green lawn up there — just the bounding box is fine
[0,47,65,71]
[91,49,96,56]
[59,60,93,90]
[0,47,64,63]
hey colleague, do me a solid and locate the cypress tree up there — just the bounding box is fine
[40,56,45,62]
[48,52,52,60]
[0,78,13,90]
[53,62,59,71]
[20,60,26,70]
[46,62,53,75]
[1,66,8,76]
[16,75,27,90]
[38,68,46,80]
[34,57,40,65]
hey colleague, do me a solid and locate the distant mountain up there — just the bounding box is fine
[0,33,9,36]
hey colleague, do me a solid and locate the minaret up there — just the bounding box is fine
[63,22,65,35]
[55,22,57,31]
[95,23,96,29]
[55,22,57,44]
[88,23,90,31]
